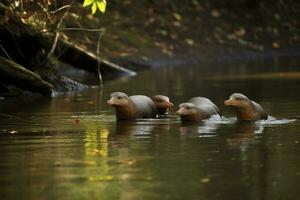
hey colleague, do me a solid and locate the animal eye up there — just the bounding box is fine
[117,96,122,99]
[159,100,163,103]
[186,106,190,110]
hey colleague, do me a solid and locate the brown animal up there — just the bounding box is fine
[152,95,173,116]
[176,97,221,122]
[107,92,156,120]
[224,93,268,121]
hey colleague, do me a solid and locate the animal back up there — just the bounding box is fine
[130,95,156,118]
[189,97,221,116]
[251,101,268,119]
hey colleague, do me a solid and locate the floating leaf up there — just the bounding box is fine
[75,119,80,125]
[88,101,94,105]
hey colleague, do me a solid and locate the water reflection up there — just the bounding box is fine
[114,120,171,137]
[179,121,220,136]
[1,57,300,199]
[226,122,264,149]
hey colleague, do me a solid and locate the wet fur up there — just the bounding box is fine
[108,92,156,120]
[225,93,268,121]
[177,97,221,122]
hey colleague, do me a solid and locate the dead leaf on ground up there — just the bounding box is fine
[272,41,280,48]
[185,38,194,46]
[211,9,220,18]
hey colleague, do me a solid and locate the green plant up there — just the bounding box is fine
[83,0,107,15]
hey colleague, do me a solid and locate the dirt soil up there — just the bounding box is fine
[63,0,300,69]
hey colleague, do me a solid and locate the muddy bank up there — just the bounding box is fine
[91,0,300,68]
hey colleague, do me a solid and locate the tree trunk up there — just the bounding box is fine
[0,56,54,96]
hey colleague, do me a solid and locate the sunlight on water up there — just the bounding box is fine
[257,116,297,125]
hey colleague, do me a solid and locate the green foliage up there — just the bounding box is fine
[83,0,107,15]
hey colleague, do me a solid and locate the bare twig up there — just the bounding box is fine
[41,27,105,34]
[96,31,105,89]
[50,5,72,15]
[96,85,103,115]
[46,5,71,59]
[96,30,105,114]
[0,43,12,60]
[59,27,105,32]
[37,2,50,20]
[20,0,23,11]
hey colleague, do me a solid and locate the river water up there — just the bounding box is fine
[0,56,300,199]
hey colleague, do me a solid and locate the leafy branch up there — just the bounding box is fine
[83,0,107,15]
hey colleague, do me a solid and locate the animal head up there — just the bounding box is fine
[107,92,130,107]
[176,103,202,121]
[224,93,251,109]
[152,95,173,109]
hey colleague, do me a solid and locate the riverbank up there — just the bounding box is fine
[91,0,300,68]
[0,0,299,96]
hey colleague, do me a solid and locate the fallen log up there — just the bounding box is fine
[0,2,136,96]
[0,56,54,96]
[55,38,136,78]
[0,3,135,78]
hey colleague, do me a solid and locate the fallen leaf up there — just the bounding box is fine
[274,13,281,20]
[141,56,149,61]
[172,21,181,27]
[170,33,177,39]
[234,27,246,37]
[185,38,194,46]
[211,9,220,18]
[272,42,280,48]
[173,12,182,21]
[75,119,80,125]
[200,177,210,183]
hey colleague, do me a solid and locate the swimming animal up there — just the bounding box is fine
[107,92,157,120]
[176,97,221,122]
[152,95,173,116]
[224,93,268,121]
